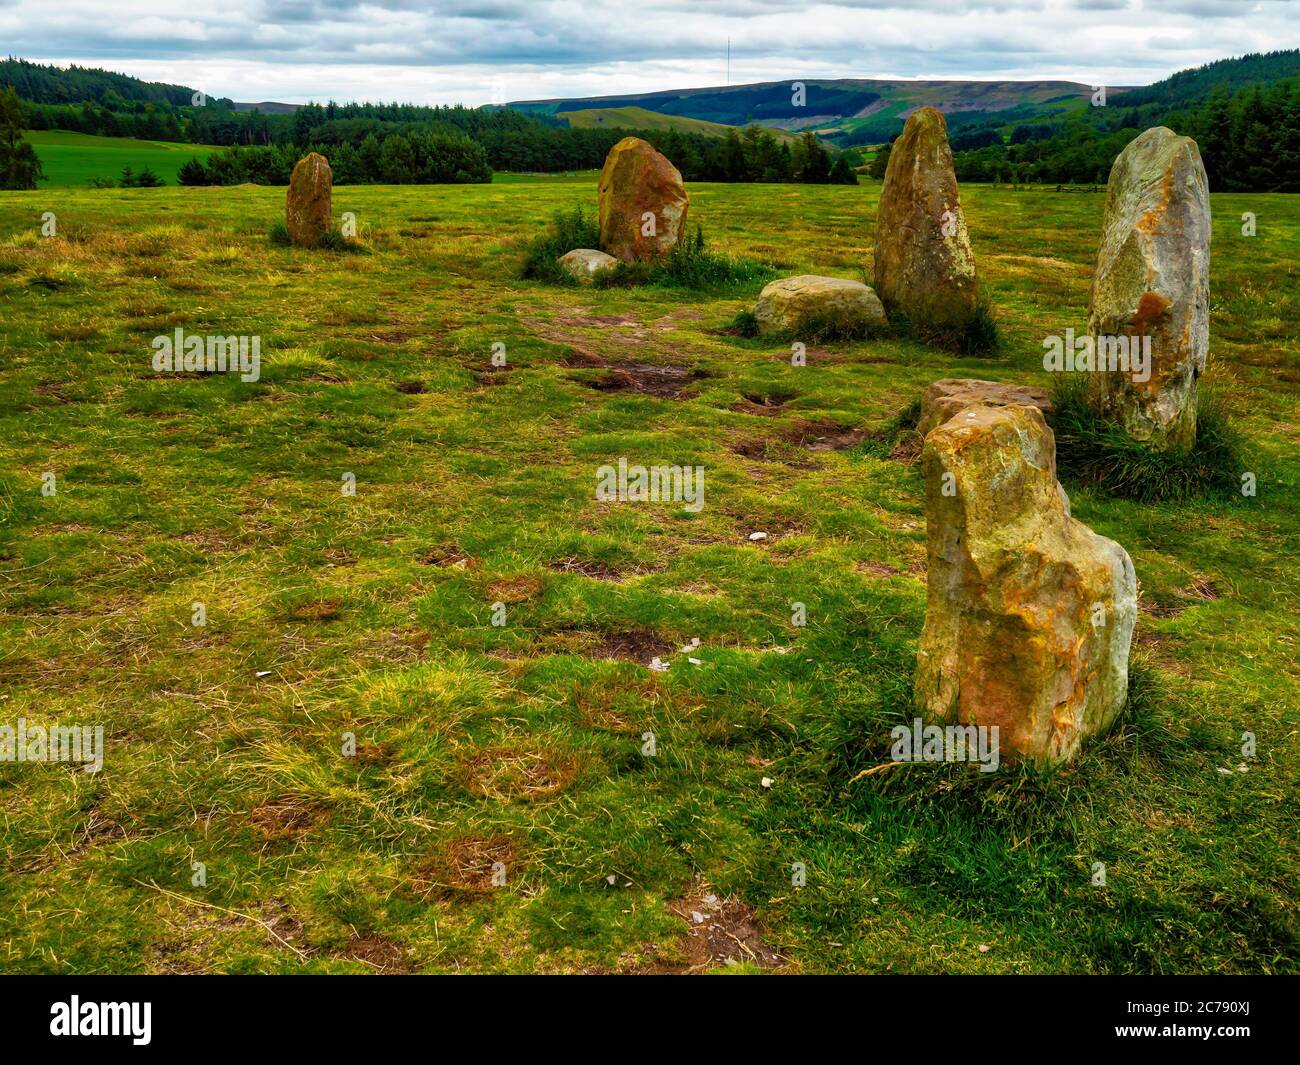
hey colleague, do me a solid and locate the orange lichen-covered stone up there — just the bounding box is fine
[1088,127,1209,450]
[597,137,689,263]
[914,404,1137,764]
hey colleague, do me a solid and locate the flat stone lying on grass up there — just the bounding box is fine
[914,403,1136,765]
[285,152,332,248]
[558,248,619,283]
[752,275,886,336]
[917,377,1052,436]
[1087,126,1210,451]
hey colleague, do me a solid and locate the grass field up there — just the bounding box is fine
[0,177,1297,974]
[26,130,223,188]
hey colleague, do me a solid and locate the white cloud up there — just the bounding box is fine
[8,0,1299,103]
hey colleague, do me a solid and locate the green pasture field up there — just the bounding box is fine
[26,130,223,188]
[0,176,1296,973]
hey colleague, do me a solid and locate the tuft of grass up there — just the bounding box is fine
[523,213,772,291]
[267,221,364,253]
[891,295,1000,356]
[1049,375,1245,502]
[857,397,922,461]
[598,226,774,291]
[25,264,83,290]
[725,308,761,337]
[521,206,601,283]
[956,299,1000,357]
[320,229,366,254]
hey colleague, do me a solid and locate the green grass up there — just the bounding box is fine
[0,177,1296,974]
[1050,375,1246,502]
[26,130,224,188]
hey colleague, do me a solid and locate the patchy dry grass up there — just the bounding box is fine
[0,176,1297,974]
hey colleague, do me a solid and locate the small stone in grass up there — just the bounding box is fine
[748,531,768,541]
[761,776,773,788]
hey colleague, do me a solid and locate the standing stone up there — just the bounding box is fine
[597,137,689,263]
[286,152,333,248]
[1087,127,1210,451]
[873,107,978,334]
[914,404,1136,765]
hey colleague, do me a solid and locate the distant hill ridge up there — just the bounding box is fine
[511,52,1300,145]
[5,49,1298,150]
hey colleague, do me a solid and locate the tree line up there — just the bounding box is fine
[4,58,859,187]
[937,76,1300,191]
[178,129,493,186]
[178,122,858,188]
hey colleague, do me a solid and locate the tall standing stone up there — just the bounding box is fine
[1087,127,1210,451]
[597,137,689,263]
[286,152,333,248]
[914,403,1136,765]
[873,107,978,334]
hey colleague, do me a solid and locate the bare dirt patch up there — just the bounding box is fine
[1140,597,1185,619]
[787,417,873,452]
[1182,575,1222,601]
[288,598,343,622]
[461,747,578,802]
[339,934,414,973]
[586,628,675,665]
[249,800,329,841]
[34,381,76,404]
[546,557,624,580]
[473,365,512,387]
[857,560,908,578]
[574,363,708,399]
[666,885,784,972]
[418,835,518,896]
[889,434,923,464]
[487,574,545,603]
[733,389,798,414]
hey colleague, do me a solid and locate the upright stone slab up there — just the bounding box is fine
[597,137,689,263]
[286,152,333,248]
[1087,126,1210,451]
[914,404,1136,765]
[872,107,978,333]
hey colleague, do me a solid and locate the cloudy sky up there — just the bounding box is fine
[6,0,1298,105]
